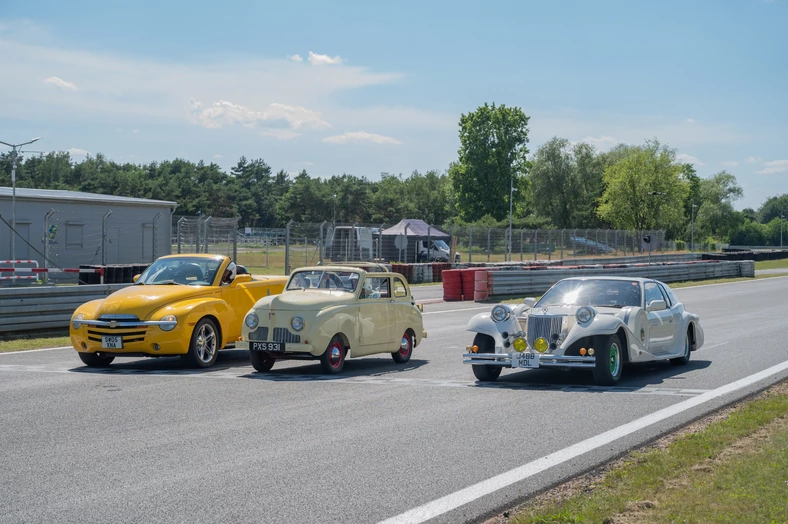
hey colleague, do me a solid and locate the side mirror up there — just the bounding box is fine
[523,297,537,308]
[133,274,140,283]
[647,299,666,312]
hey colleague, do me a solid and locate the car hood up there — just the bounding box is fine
[255,290,356,312]
[526,304,628,322]
[93,284,214,319]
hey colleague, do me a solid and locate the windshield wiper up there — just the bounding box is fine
[151,280,184,286]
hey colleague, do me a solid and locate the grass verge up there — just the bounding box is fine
[0,334,71,353]
[755,258,788,271]
[491,382,788,524]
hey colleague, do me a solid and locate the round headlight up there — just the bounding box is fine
[245,312,259,329]
[576,306,595,324]
[291,316,304,331]
[491,305,511,323]
[71,313,85,330]
[533,337,549,353]
[512,337,528,353]
[160,315,177,331]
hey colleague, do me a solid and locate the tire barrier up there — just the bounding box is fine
[441,269,463,301]
[78,264,150,285]
[704,250,788,262]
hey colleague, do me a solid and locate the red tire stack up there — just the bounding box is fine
[473,269,489,301]
[461,268,482,301]
[442,268,463,301]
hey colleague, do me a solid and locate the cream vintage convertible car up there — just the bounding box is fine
[463,277,704,385]
[241,266,426,374]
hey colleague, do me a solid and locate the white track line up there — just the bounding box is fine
[377,359,788,524]
[0,346,71,355]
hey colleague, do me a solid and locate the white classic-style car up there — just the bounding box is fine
[241,266,426,374]
[463,277,705,385]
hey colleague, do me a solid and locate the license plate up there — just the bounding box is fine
[101,335,123,349]
[511,352,539,368]
[250,341,284,352]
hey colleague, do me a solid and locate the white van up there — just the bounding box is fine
[325,226,374,261]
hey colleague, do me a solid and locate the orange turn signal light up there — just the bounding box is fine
[580,348,587,356]
[472,345,479,353]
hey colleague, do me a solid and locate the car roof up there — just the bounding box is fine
[560,276,657,284]
[158,254,228,261]
[291,266,406,279]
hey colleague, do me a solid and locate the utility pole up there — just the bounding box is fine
[0,137,42,265]
[690,198,696,253]
[508,176,517,262]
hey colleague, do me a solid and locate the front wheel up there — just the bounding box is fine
[320,336,346,374]
[670,329,692,366]
[78,352,115,367]
[182,318,219,368]
[392,331,413,364]
[250,351,276,372]
[471,333,502,382]
[593,334,623,386]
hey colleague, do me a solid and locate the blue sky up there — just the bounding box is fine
[0,0,785,210]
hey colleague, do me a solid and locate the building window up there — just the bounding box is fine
[66,223,84,249]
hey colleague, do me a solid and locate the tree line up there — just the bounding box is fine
[1,103,785,245]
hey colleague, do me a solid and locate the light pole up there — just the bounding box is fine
[690,198,697,253]
[781,212,784,248]
[332,194,337,228]
[0,137,42,264]
[508,177,517,262]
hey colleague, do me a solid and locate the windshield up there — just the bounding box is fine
[536,279,642,308]
[136,257,223,286]
[287,270,357,292]
[433,240,450,250]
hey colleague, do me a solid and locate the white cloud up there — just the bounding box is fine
[288,54,303,62]
[756,160,788,175]
[132,129,139,134]
[188,99,331,132]
[66,147,88,156]
[322,131,401,145]
[213,154,223,159]
[260,129,302,140]
[579,135,618,151]
[676,153,705,166]
[747,156,763,164]
[721,160,739,167]
[686,118,695,124]
[308,51,342,66]
[44,76,77,90]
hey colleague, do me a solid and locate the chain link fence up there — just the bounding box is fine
[172,215,240,260]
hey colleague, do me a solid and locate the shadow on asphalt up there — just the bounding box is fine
[68,350,430,379]
[474,358,713,391]
[240,357,430,381]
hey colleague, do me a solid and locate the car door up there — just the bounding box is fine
[356,275,392,355]
[658,282,681,350]
[389,276,413,349]
[644,281,674,353]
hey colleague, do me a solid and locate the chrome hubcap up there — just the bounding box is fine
[329,345,342,366]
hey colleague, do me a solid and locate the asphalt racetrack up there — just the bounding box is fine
[1,277,787,524]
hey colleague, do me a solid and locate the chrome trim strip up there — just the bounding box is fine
[80,319,174,328]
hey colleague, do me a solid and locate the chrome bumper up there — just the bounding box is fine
[462,352,596,369]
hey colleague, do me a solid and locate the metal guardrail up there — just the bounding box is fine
[488,261,755,296]
[0,284,130,334]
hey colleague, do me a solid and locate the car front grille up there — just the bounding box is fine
[526,315,564,349]
[248,327,269,341]
[87,328,149,344]
[273,327,301,344]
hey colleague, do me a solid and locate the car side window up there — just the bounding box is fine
[393,278,408,298]
[644,282,663,306]
[361,276,390,299]
[657,283,672,307]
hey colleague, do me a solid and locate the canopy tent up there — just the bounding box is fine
[380,219,452,262]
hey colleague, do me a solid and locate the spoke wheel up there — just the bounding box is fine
[670,329,692,366]
[471,333,502,382]
[78,352,115,367]
[183,318,219,368]
[392,331,413,364]
[320,336,346,374]
[593,334,623,386]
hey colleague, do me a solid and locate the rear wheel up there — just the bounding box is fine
[182,318,219,368]
[471,333,502,382]
[670,329,692,366]
[593,334,623,386]
[392,330,413,364]
[250,351,276,372]
[320,336,346,374]
[78,352,115,367]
